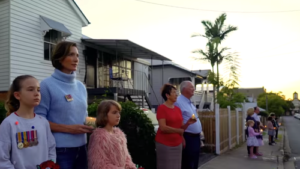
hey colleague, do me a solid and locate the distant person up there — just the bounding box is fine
[251,107,264,155]
[267,116,275,145]
[246,108,258,156]
[155,84,196,169]
[274,117,280,140]
[175,81,202,169]
[246,120,262,159]
[270,113,278,143]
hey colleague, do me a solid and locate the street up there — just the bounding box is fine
[284,116,300,168]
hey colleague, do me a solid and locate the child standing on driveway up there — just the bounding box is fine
[247,120,261,159]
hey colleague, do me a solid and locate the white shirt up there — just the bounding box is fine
[252,113,260,122]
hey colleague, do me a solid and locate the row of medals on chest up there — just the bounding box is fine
[16,130,39,149]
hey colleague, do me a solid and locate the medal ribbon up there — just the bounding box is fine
[21,132,24,144]
[23,132,27,143]
[27,131,30,143]
[31,130,34,142]
[17,132,21,143]
[34,130,37,140]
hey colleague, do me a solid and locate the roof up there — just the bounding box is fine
[148,59,210,78]
[82,39,171,61]
[235,87,265,98]
[69,0,90,26]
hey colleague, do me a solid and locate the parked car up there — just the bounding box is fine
[140,108,158,133]
[294,113,300,119]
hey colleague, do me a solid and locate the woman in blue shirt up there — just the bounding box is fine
[35,41,93,169]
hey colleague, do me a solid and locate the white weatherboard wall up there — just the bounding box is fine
[0,0,10,91]
[9,0,86,84]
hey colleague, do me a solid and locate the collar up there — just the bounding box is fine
[179,95,192,103]
[52,69,76,83]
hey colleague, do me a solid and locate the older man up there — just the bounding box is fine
[175,81,202,169]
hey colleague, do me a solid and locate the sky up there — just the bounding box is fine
[75,0,300,99]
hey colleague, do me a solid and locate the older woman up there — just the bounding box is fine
[35,41,93,169]
[155,84,196,169]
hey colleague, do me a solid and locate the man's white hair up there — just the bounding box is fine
[180,81,192,92]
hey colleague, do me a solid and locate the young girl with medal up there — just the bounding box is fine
[0,75,56,168]
[88,100,136,169]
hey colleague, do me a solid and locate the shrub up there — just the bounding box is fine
[0,102,6,124]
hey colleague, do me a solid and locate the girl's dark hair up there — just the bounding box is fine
[5,75,35,116]
[160,84,176,101]
[96,100,122,127]
[267,116,272,121]
[51,41,77,70]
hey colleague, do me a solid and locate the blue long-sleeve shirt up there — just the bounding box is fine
[174,95,202,134]
[0,113,56,169]
[35,69,88,148]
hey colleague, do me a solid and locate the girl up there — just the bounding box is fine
[88,100,136,169]
[267,116,275,145]
[247,120,261,159]
[35,41,93,169]
[0,75,56,169]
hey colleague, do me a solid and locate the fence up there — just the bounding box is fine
[198,104,246,155]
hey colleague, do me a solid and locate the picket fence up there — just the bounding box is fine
[198,104,254,154]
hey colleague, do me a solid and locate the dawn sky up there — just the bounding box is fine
[75,0,300,99]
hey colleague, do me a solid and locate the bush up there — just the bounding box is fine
[87,100,156,169]
[0,102,6,124]
[118,101,156,169]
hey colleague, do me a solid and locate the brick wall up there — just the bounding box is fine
[0,92,8,102]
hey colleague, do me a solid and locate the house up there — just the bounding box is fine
[0,0,171,109]
[292,92,300,114]
[234,87,265,103]
[146,60,212,109]
[0,0,89,100]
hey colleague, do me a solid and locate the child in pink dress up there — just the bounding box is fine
[88,100,136,169]
[247,120,262,159]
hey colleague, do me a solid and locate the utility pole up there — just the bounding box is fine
[266,93,268,112]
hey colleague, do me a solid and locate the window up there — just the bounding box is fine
[44,30,62,60]
[112,59,132,79]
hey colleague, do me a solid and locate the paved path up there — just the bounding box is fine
[283,116,300,168]
[199,131,283,169]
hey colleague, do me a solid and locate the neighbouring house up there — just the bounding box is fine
[292,92,300,114]
[0,0,172,109]
[235,87,265,103]
[146,60,212,110]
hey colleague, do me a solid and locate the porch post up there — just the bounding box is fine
[242,102,246,142]
[114,93,118,101]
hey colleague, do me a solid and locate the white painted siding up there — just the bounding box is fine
[134,62,149,94]
[0,0,10,91]
[9,0,86,84]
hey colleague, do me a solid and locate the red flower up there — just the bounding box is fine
[38,160,60,169]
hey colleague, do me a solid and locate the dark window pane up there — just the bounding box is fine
[44,31,50,42]
[44,42,50,60]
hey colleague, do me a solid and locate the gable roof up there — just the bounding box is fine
[68,0,90,26]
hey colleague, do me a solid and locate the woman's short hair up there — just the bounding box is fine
[96,100,122,127]
[247,108,254,116]
[51,41,77,70]
[247,120,254,126]
[160,84,176,101]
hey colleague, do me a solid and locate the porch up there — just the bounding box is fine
[82,39,171,109]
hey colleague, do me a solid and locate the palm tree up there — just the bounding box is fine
[192,13,238,93]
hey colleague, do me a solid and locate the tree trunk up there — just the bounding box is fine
[216,62,220,96]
